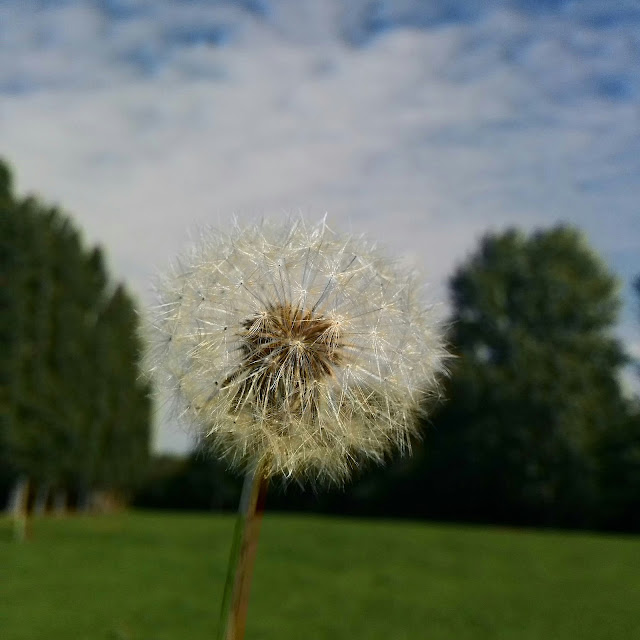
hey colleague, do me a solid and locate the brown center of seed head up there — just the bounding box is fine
[229,303,345,418]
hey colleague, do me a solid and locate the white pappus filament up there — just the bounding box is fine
[144,217,447,484]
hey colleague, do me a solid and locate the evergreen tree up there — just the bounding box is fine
[0,158,150,508]
[93,285,151,495]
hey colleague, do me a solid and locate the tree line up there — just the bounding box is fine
[135,226,640,531]
[1,157,638,531]
[0,159,150,514]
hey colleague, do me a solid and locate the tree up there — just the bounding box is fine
[594,275,640,530]
[91,285,151,496]
[0,158,150,512]
[596,405,640,531]
[635,275,640,380]
[414,226,629,527]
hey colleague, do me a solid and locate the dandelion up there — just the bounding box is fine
[145,217,446,484]
[144,217,446,640]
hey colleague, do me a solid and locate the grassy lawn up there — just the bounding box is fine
[1,512,639,640]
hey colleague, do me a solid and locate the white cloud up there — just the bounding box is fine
[2,0,639,450]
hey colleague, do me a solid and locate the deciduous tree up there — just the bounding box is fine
[416,226,628,527]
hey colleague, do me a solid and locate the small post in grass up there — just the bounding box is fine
[10,476,30,542]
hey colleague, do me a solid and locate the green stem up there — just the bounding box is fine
[218,465,269,640]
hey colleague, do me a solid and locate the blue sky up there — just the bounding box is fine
[2,0,639,450]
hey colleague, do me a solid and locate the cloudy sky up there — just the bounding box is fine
[2,0,639,451]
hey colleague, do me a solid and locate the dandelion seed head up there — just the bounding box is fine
[144,217,447,484]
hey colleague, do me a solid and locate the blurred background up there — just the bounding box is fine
[1,2,640,638]
[0,0,640,526]
[0,0,640,640]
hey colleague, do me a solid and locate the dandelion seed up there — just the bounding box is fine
[144,217,446,484]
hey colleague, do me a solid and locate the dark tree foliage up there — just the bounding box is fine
[635,275,640,379]
[0,158,150,505]
[411,226,629,528]
[134,454,242,511]
[593,275,640,530]
[596,406,640,531]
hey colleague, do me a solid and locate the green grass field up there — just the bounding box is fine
[1,512,639,640]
